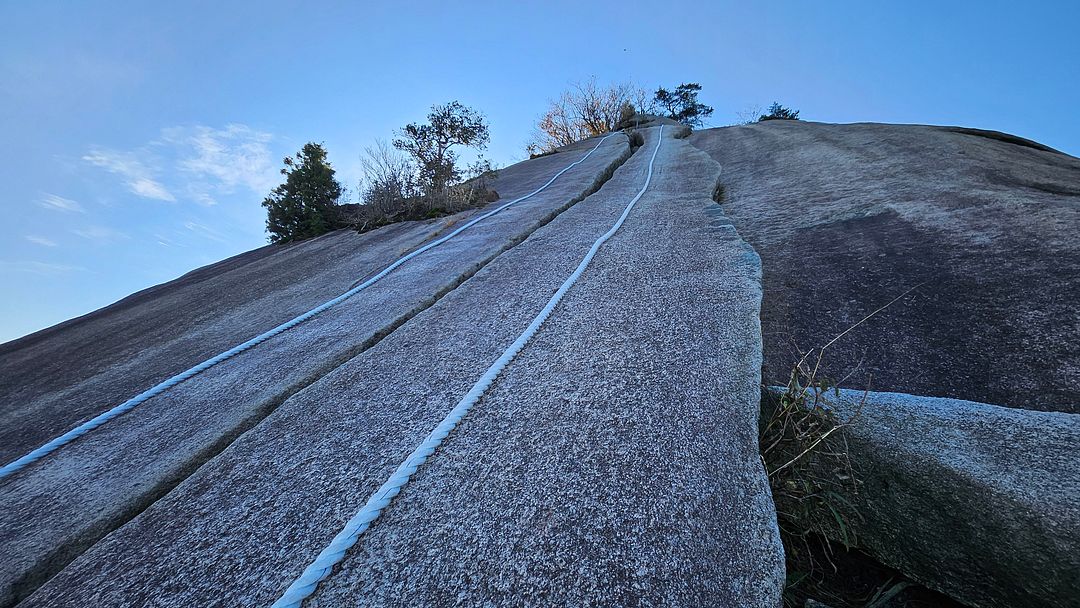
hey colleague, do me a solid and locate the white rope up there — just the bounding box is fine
[0,134,618,483]
[271,125,665,608]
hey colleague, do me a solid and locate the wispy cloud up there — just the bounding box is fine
[38,193,85,213]
[82,123,278,207]
[0,261,85,275]
[25,235,58,247]
[71,225,129,243]
[129,177,174,201]
[183,220,228,243]
[82,148,175,202]
[163,124,279,205]
[153,233,179,247]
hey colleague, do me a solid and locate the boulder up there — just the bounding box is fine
[796,388,1080,608]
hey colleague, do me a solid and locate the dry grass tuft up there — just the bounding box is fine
[761,284,923,606]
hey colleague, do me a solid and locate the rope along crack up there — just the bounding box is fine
[0,134,617,482]
[271,125,665,608]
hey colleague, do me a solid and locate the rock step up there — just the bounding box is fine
[812,388,1080,608]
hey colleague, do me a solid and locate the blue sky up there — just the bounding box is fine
[2,1,1078,342]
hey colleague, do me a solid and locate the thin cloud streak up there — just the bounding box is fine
[71,225,129,243]
[25,235,58,247]
[82,148,175,202]
[183,220,228,243]
[38,193,85,213]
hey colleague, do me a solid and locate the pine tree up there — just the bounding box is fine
[759,102,800,121]
[262,142,343,243]
[653,83,714,127]
[393,101,489,195]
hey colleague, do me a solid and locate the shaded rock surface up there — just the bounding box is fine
[691,121,1080,412]
[0,135,630,607]
[807,388,1080,608]
[18,128,782,607]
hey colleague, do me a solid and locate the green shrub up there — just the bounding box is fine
[759,102,800,121]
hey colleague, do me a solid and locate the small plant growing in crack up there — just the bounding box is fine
[760,284,922,607]
[761,344,866,607]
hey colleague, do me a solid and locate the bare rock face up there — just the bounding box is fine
[4,117,1074,608]
[0,135,632,607]
[814,389,1080,608]
[3,129,784,607]
[691,121,1080,413]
